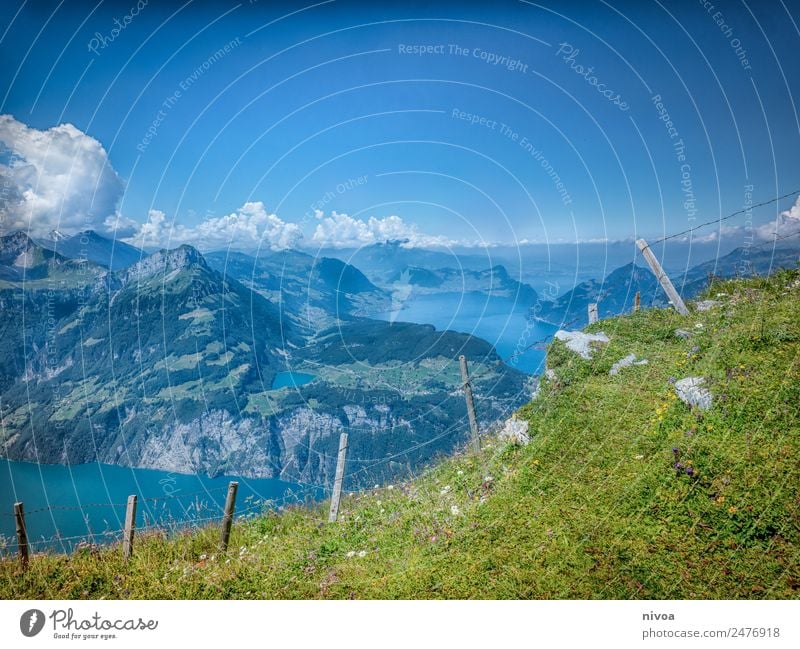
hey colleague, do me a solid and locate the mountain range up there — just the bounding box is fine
[1,228,796,485]
[0,232,529,486]
[534,246,799,328]
[38,230,146,270]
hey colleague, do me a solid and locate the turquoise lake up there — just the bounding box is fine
[374,292,557,374]
[271,371,316,390]
[0,293,552,554]
[0,459,322,553]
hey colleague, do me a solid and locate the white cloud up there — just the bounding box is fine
[311,211,461,249]
[756,195,800,241]
[123,202,303,252]
[0,114,123,237]
[686,225,742,244]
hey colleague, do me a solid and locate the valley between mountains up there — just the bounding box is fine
[1,230,797,490]
[0,232,530,487]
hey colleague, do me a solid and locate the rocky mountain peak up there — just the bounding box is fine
[120,244,208,284]
[0,231,45,267]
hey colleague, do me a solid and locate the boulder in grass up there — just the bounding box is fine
[674,328,692,339]
[554,330,609,360]
[609,353,648,376]
[499,417,530,445]
[674,376,713,411]
[695,300,721,312]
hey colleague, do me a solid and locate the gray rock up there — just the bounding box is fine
[674,328,692,339]
[674,377,713,411]
[609,353,648,376]
[554,330,610,360]
[695,300,721,312]
[498,417,530,445]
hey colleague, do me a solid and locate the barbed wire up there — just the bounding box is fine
[0,477,328,555]
[743,229,800,253]
[2,198,798,557]
[650,188,799,244]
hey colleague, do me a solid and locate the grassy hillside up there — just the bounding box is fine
[2,270,798,599]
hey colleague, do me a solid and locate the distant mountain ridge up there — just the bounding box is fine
[38,229,146,270]
[389,264,539,307]
[204,249,391,327]
[537,245,800,327]
[0,233,529,486]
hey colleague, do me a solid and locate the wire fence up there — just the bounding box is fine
[0,479,326,558]
[2,189,798,565]
[649,188,799,245]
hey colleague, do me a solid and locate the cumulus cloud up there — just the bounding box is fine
[687,225,742,244]
[757,195,800,241]
[123,202,303,252]
[311,211,461,249]
[0,114,123,237]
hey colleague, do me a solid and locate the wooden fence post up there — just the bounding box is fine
[220,481,238,551]
[122,495,137,560]
[635,239,689,315]
[588,303,598,324]
[328,433,348,523]
[14,502,29,569]
[633,291,641,312]
[459,355,480,451]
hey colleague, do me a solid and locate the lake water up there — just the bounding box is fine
[0,459,322,553]
[271,371,316,389]
[374,292,557,374]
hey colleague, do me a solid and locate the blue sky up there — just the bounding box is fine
[1,0,799,250]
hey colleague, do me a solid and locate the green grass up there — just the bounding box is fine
[2,271,799,599]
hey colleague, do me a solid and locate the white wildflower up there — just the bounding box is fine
[457,470,464,476]
[450,505,460,515]
[346,551,356,558]
[440,485,451,495]
[358,550,367,558]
